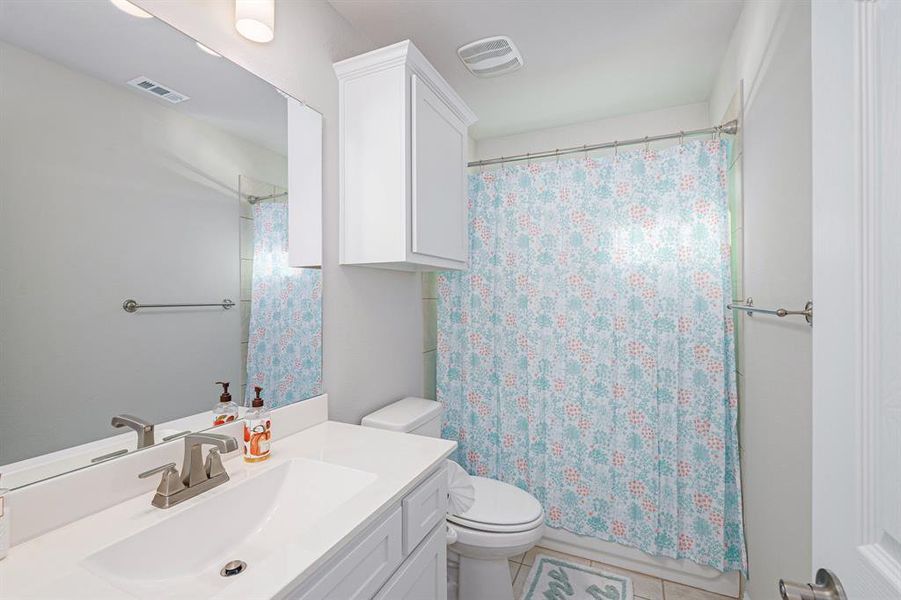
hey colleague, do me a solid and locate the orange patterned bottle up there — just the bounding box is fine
[243,386,271,463]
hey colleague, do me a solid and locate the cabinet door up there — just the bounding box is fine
[402,466,447,555]
[375,523,447,600]
[411,74,467,263]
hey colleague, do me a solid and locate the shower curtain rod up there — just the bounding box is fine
[467,119,739,168]
[245,191,287,204]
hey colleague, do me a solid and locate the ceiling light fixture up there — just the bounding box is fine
[196,42,222,57]
[109,0,153,19]
[235,0,275,44]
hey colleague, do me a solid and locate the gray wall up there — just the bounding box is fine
[135,0,424,425]
[0,41,286,463]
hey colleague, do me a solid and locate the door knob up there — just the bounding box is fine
[780,569,847,600]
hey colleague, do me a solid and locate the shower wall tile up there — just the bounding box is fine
[422,272,438,299]
[239,197,253,219]
[240,217,254,259]
[422,272,439,399]
[241,300,251,343]
[423,349,436,400]
[423,298,437,352]
[240,259,253,301]
[240,342,248,389]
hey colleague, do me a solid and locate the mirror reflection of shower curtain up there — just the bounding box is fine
[244,198,321,408]
[438,139,746,574]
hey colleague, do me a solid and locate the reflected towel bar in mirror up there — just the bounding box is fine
[122,299,235,313]
[727,297,813,326]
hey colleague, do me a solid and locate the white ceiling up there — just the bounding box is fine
[329,0,743,139]
[0,0,286,154]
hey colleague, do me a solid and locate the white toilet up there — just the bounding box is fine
[362,398,545,600]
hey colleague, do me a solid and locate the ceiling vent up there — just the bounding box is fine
[126,76,190,104]
[457,36,523,78]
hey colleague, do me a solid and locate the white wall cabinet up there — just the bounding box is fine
[283,464,448,600]
[334,41,477,271]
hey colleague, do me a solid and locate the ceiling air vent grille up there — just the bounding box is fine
[457,36,523,78]
[126,76,190,104]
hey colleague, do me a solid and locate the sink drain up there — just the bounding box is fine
[220,560,247,577]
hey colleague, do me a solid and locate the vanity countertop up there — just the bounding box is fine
[0,421,456,599]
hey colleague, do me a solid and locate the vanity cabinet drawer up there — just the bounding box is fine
[402,466,447,555]
[374,523,446,600]
[292,507,403,600]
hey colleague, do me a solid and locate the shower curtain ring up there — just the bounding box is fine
[527,152,531,166]
[556,149,561,166]
[644,136,650,152]
[679,131,685,146]
[614,141,619,158]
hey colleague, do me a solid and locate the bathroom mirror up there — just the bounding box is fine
[0,1,322,489]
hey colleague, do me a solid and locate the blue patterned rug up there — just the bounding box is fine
[520,555,633,600]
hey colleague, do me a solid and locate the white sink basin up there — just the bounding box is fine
[82,458,377,598]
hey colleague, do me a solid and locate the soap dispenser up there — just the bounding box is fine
[243,386,271,463]
[213,381,238,426]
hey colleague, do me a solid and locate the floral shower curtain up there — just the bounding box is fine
[437,139,746,573]
[245,201,321,408]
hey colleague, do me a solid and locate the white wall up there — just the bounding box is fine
[133,0,425,425]
[0,41,286,463]
[714,2,813,598]
[709,0,791,124]
[474,102,709,160]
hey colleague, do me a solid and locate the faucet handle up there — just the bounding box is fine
[205,448,227,479]
[139,463,185,497]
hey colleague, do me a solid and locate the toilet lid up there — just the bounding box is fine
[447,476,543,532]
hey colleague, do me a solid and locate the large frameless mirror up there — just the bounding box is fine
[0,0,322,489]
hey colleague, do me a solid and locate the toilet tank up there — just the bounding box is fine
[361,397,443,438]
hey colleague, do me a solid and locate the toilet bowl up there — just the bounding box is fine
[448,476,545,600]
[362,398,545,600]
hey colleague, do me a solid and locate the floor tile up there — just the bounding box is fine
[513,563,532,598]
[663,580,736,600]
[590,560,664,600]
[509,560,521,581]
[522,545,591,567]
[511,552,525,563]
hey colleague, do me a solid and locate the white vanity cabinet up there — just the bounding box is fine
[283,465,448,600]
[334,41,477,271]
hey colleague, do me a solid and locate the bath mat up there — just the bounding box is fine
[520,554,633,600]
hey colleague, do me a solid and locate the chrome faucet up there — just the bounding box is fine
[138,432,239,509]
[111,414,155,449]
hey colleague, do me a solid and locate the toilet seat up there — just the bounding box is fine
[447,476,544,533]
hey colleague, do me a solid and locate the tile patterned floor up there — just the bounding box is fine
[507,546,737,600]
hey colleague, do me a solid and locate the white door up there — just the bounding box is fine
[809,1,901,599]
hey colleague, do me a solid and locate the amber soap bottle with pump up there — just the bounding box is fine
[243,386,271,463]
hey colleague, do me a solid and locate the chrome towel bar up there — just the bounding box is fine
[122,298,235,313]
[727,297,813,326]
